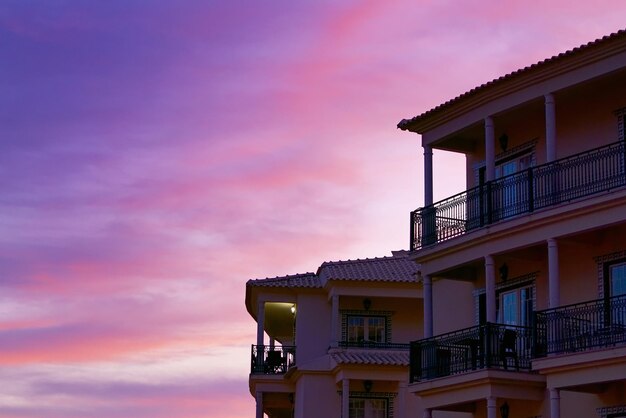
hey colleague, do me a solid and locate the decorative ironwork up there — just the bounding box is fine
[409,323,533,383]
[338,341,410,349]
[411,140,626,250]
[533,294,626,357]
[250,345,296,375]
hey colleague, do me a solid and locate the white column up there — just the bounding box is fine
[331,295,339,348]
[424,144,434,206]
[256,391,264,418]
[550,388,561,418]
[396,382,407,418]
[257,301,265,347]
[486,396,497,418]
[422,408,432,418]
[485,116,496,181]
[548,239,560,308]
[423,274,433,338]
[545,93,557,162]
[342,379,350,418]
[485,256,496,323]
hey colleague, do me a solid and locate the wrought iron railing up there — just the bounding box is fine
[250,345,296,375]
[411,140,626,250]
[534,294,626,357]
[338,341,410,349]
[409,323,533,383]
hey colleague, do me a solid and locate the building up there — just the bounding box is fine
[245,252,425,418]
[398,30,626,418]
[246,29,626,418]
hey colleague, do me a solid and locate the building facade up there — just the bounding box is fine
[246,29,626,418]
[399,30,626,418]
[246,252,425,418]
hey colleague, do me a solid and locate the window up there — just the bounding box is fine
[475,273,537,326]
[603,258,626,325]
[347,315,386,344]
[349,398,388,418]
[609,261,626,297]
[495,152,533,217]
[498,284,534,327]
[476,143,535,221]
[341,310,392,346]
[495,153,533,178]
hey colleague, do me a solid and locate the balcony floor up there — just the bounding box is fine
[408,368,545,410]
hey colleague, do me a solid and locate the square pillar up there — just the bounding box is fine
[424,144,433,206]
[545,93,557,162]
[485,117,495,182]
[548,238,560,308]
[423,274,433,338]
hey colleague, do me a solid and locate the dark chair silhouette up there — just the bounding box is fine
[500,329,519,370]
[436,347,451,377]
[265,350,284,373]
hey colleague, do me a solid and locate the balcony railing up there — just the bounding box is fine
[409,323,533,383]
[411,140,626,250]
[338,341,410,349]
[250,345,296,375]
[534,294,626,357]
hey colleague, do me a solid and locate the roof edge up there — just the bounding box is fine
[398,29,626,134]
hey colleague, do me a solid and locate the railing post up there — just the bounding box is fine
[423,206,437,246]
[484,324,492,368]
[531,313,537,358]
[622,139,626,186]
[528,167,534,212]
[486,181,493,225]
[409,341,421,383]
[410,210,416,250]
[479,181,485,227]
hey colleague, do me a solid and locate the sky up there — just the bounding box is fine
[1,1,626,417]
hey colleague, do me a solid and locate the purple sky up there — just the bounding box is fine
[1,1,626,417]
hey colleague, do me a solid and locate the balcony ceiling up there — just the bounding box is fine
[265,302,296,341]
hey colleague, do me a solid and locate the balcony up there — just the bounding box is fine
[534,294,626,357]
[411,140,626,250]
[409,323,533,383]
[250,345,296,375]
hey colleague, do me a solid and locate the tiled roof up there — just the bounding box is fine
[318,254,419,283]
[331,350,409,366]
[247,273,321,289]
[398,29,626,131]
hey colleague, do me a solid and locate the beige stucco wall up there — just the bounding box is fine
[556,73,626,158]
[295,293,331,364]
[294,374,339,418]
[432,278,475,334]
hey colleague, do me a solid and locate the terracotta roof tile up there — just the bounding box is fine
[318,254,418,283]
[398,29,626,131]
[247,273,321,289]
[331,350,409,366]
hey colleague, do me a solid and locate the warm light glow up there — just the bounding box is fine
[291,305,296,315]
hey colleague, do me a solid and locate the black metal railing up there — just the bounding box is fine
[409,323,533,383]
[250,345,296,375]
[411,140,626,250]
[338,341,410,349]
[534,294,626,357]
